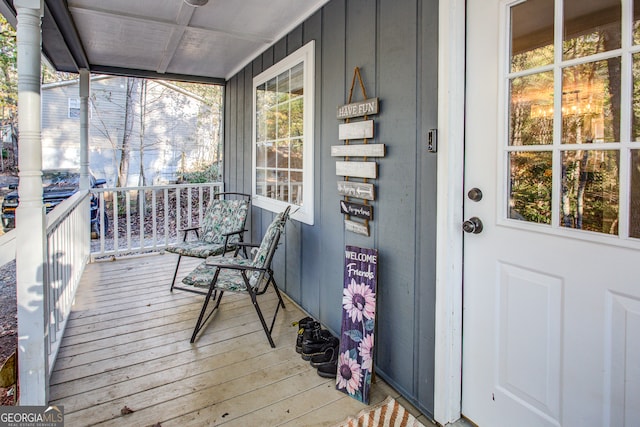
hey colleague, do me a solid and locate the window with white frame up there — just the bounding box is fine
[68,98,80,118]
[253,41,315,224]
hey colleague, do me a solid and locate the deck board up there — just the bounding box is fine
[49,253,421,426]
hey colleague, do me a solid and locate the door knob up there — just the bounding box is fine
[463,217,483,234]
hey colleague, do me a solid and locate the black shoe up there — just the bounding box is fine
[294,318,317,354]
[310,344,338,368]
[316,358,338,378]
[302,332,339,361]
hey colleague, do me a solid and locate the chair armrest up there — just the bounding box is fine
[178,226,200,241]
[221,228,246,238]
[204,258,266,273]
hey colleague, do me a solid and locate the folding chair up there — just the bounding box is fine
[181,206,291,345]
[167,192,250,294]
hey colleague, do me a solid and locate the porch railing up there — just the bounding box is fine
[89,182,224,260]
[45,190,91,374]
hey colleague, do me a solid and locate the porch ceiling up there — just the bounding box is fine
[1,0,329,84]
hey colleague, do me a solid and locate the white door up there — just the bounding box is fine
[463,0,640,426]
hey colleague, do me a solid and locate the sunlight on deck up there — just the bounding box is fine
[48,254,417,426]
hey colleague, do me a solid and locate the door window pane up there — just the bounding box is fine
[632,53,640,140]
[509,152,553,224]
[563,0,621,60]
[631,150,640,237]
[635,0,640,45]
[510,0,554,72]
[510,72,554,146]
[562,58,621,144]
[561,150,619,234]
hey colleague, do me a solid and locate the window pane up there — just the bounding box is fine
[256,169,266,197]
[634,0,640,44]
[561,150,619,234]
[510,72,554,146]
[291,171,303,205]
[290,98,303,137]
[563,0,621,60]
[277,171,289,202]
[256,85,266,142]
[508,151,552,224]
[266,142,276,167]
[291,138,303,169]
[277,141,290,168]
[277,101,290,139]
[277,70,290,103]
[290,63,304,96]
[510,0,554,72]
[562,58,621,144]
[632,53,640,140]
[631,150,640,238]
[266,169,277,199]
[256,142,267,167]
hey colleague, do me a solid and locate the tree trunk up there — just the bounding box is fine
[117,78,136,187]
[138,80,147,186]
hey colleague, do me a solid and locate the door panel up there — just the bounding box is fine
[463,0,640,426]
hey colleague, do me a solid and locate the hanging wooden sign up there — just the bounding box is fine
[338,120,374,140]
[336,98,379,120]
[337,181,375,200]
[331,144,385,158]
[344,219,369,236]
[336,161,377,179]
[340,200,373,220]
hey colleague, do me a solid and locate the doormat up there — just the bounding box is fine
[332,396,426,427]
[338,246,378,403]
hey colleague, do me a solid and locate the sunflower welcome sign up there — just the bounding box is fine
[337,245,378,404]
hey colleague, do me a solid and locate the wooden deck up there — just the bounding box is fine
[49,253,428,426]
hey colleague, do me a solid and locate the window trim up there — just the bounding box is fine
[252,40,315,225]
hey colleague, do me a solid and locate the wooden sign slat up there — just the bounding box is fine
[331,144,385,158]
[338,120,374,140]
[337,181,375,200]
[336,161,377,179]
[345,219,369,236]
[340,200,373,220]
[337,98,379,119]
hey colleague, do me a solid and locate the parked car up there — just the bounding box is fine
[1,169,108,236]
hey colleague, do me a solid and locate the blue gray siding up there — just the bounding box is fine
[224,0,438,416]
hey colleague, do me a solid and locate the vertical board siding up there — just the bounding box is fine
[223,0,437,417]
[375,0,419,401]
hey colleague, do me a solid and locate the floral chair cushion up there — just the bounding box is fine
[200,199,249,244]
[181,208,289,292]
[167,197,249,258]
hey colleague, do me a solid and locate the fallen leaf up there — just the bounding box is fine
[222,412,229,418]
[121,406,135,415]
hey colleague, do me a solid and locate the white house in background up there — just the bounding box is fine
[41,76,222,186]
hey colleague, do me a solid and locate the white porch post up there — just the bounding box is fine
[79,69,90,189]
[14,0,48,405]
[434,0,465,424]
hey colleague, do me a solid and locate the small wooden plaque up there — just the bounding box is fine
[345,219,369,236]
[340,200,373,220]
[336,161,377,179]
[331,144,385,158]
[337,181,375,200]
[337,98,379,119]
[338,120,374,140]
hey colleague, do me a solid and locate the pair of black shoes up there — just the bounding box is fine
[294,316,339,378]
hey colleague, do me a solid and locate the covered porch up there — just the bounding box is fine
[49,253,423,426]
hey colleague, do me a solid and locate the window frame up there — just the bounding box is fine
[252,41,315,225]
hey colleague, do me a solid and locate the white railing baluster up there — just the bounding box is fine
[126,191,131,252]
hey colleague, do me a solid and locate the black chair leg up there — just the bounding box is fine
[170,255,182,291]
[190,270,223,343]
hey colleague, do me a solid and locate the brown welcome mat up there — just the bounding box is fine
[333,396,426,427]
